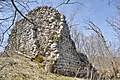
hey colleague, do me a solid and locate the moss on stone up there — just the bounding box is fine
[34,54,44,63]
[53,34,58,43]
[39,47,44,51]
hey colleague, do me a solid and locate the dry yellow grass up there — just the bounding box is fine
[0,52,88,80]
[1,52,120,80]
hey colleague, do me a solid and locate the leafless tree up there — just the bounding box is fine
[107,3,120,57]
[84,20,120,78]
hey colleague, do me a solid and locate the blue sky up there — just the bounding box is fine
[0,0,119,51]
[43,0,118,40]
[57,0,117,40]
[79,0,117,39]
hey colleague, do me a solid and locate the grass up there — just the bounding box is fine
[1,52,119,80]
[0,52,86,80]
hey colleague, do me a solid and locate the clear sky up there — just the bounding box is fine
[78,0,117,40]
[39,0,118,40]
[0,0,119,51]
[54,0,118,40]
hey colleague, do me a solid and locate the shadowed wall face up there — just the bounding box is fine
[5,6,98,79]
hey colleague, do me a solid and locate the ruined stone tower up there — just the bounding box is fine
[5,6,98,79]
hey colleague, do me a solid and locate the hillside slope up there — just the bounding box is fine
[0,52,86,80]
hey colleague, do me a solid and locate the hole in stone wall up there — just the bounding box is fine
[32,28,37,38]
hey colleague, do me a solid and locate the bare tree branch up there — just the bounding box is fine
[84,20,119,77]
[0,16,13,20]
[106,19,120,40]
[55,0,85,8]
[11,0,36,26]
[0,10,17,46]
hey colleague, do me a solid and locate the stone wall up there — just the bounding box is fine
[5,6,98,79]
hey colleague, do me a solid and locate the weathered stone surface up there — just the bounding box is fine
[5,6,98,79]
